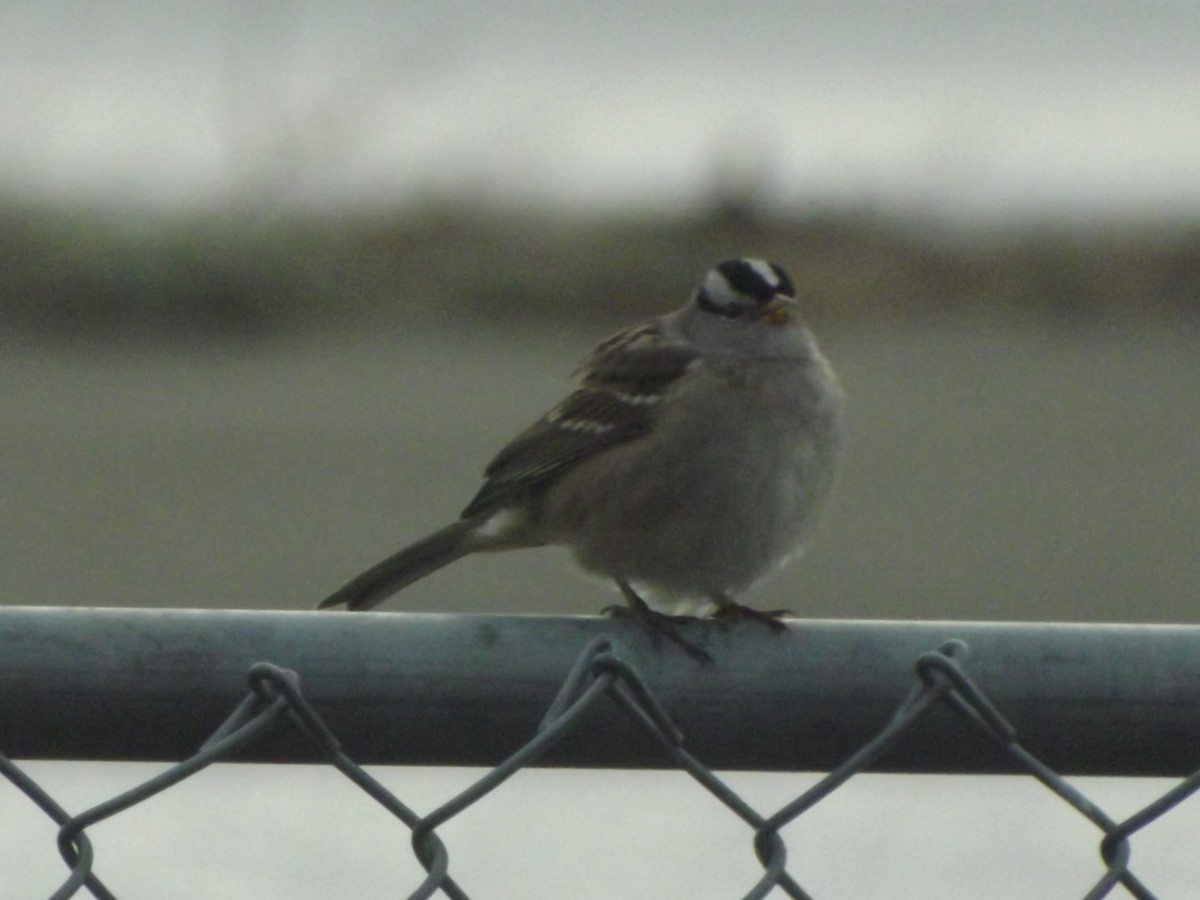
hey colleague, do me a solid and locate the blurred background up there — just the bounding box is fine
[3,2,1199,897]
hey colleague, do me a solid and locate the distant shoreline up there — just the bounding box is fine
[3,199,1197,341]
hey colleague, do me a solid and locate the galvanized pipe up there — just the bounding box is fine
[0,607,1196,775]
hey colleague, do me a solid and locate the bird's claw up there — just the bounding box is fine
[710,603,791,632]
[605,590,713,664]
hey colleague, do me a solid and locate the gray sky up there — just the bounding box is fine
[2,1,1198,218]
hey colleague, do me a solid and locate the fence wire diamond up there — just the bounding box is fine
[4,636,1199,899]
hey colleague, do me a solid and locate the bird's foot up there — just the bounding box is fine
[605,583,713,664]
[710,603,791,633]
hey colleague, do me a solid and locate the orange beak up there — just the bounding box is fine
[760,295,798,326]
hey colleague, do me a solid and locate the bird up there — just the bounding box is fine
[318,258,844,657]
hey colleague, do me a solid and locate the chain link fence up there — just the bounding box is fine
[3,609,1200,898]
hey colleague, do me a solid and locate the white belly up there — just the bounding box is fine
[543,355,843,603]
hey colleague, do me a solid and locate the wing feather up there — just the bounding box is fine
[460,320,699,518]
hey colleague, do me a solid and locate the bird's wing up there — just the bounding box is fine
[460,320,700,518]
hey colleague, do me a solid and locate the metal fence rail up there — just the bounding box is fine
[2,607,1200,898]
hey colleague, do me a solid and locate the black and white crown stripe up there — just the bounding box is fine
[695,258,796,317]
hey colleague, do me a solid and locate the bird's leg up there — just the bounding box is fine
[604,580,713,664]
[709,593,790,633]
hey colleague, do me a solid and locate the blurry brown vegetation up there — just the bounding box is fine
[2,196,1197,342]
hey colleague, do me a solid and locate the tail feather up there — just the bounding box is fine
[318,519,478,611]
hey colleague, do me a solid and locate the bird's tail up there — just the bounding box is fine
[317,519,478,611]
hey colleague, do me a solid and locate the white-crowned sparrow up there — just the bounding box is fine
[319,259,844,647]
